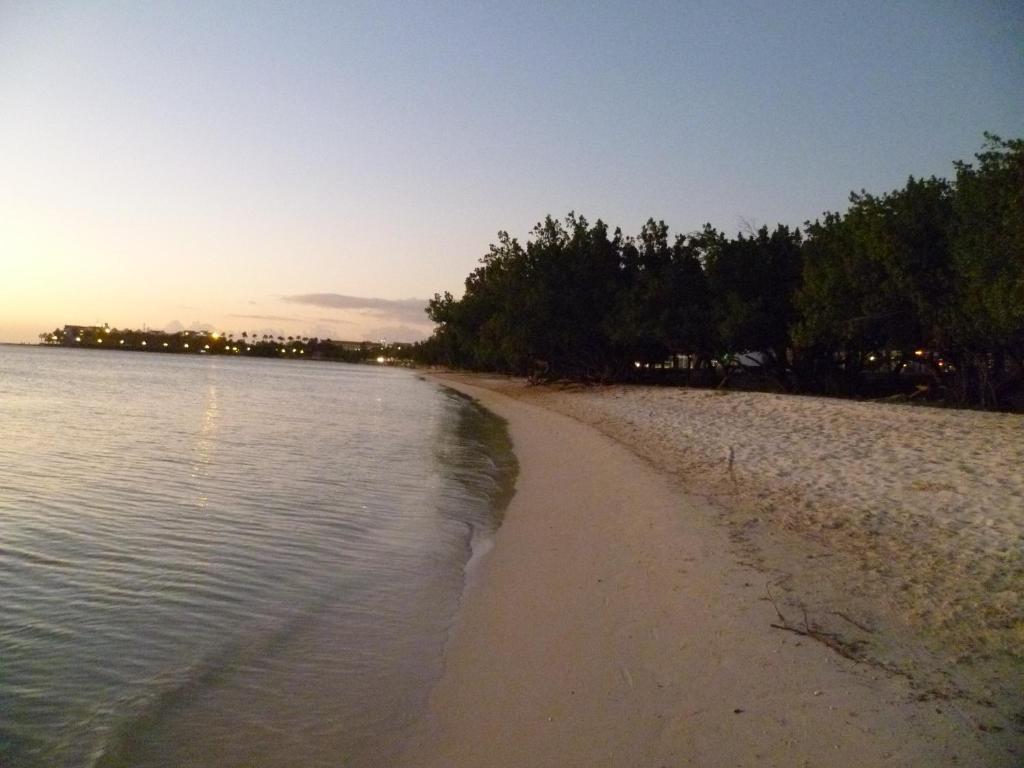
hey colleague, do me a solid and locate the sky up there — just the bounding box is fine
[2,0,1022,343]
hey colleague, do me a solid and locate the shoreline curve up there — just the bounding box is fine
[400,372,1017,767]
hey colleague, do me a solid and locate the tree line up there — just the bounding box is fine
[414,135,1023,410]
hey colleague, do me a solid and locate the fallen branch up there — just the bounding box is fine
[829,610,875,634]
[766,585,865,663]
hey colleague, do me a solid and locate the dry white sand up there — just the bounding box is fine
[400,374,1022,767]
[509,381,1024,710]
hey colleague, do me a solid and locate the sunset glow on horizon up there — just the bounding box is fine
[2,1,1022,344]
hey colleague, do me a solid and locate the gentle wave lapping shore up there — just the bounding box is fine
[403,374,1022,767]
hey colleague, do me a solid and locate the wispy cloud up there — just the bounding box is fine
[282,293,430,326]
[317,316,354,325]
[227,313,304,323]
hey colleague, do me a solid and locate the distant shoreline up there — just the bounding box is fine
[28,326,418,366]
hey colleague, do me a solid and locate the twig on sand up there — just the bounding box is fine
[829,610,875,634]
[620,665,634,689]
[766,585,866,663]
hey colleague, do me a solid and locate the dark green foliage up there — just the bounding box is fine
[949,135,1024,347]
[706,224,802,369]
[946,135,1024,404]
[415,136,1024,410]
[609,221,715,369]
[426,215,628,378]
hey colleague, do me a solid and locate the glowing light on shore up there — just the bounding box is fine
[119,339,124,345]
[376,356,386,363]
[141,341,147,346]
[75,336,81,342]
[163,342,169,347]
[184,343,189,349]
[97,338,102,344]
[211,332,220,340]
[914,349,925,357]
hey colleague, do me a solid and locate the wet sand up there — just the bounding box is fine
[400,374,1022,767]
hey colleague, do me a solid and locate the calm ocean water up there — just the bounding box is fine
[0,346,515,767]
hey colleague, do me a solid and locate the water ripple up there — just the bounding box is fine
[0,348,515,768]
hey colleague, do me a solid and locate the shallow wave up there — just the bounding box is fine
[0,348,516,768]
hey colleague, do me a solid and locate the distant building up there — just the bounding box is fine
[336,340,367,351]
[61,324,93,345]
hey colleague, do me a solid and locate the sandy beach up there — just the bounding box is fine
[401,374,1023,767]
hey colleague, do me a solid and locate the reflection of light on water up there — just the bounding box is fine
[1,349,520,768]
[191,383,219,509]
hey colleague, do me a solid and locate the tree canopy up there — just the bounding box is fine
[416,136,1024,410]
